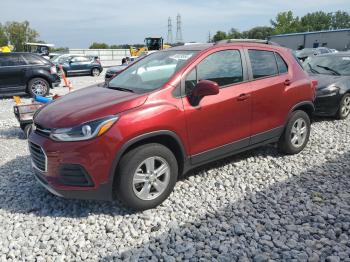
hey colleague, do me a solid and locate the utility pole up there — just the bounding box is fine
[208,31,211,43]
[176,13,183,43]
[167,17,173,44]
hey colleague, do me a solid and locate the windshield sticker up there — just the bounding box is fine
[342,57,350,60]
[169,54,193,60]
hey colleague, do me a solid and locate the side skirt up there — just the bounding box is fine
[185,126,284,173]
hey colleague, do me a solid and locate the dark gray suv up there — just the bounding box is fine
[0,52,60,97]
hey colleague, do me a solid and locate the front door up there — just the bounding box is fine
[182,49,252,165]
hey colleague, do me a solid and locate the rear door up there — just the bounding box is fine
[246,49,290,143]
[182,49,252,164]
[0,54,27,93]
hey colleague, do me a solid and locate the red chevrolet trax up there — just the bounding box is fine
[29,41,316,210]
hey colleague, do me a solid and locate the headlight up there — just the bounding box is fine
[50,116,119,141]
[319,84,340,97]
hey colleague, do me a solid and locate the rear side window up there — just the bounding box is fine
[197,50,243,87]
[275,53,288,74]
[72,56,91,62]
[248,50,278,79]
[24,54,46,65]
[0,54,26,66]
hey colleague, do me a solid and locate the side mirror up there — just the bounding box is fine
[190,80,219,105]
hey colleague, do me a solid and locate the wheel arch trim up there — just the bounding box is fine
[108,130,188,184]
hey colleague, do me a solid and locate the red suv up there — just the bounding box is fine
[29,41,316,210]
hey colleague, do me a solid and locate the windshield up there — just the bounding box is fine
[303,55,350,76]
[108,50,198,93]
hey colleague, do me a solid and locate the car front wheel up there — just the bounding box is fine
[115,143,178,210]
[28,78,50,97]
[278,110,311,155]
[337,94,350,119]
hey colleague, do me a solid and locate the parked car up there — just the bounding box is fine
[303,52,350,119]
[0,52,60,96]
[295,47,332,61]
[52,54,103,77]
[104,55,147,83]
[29,42,316,210]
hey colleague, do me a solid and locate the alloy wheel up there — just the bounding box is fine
[132,156,171,201]
[341,96,350,117]
[290,118,307,148]
[31,79,48,96]
[92,68,100,77]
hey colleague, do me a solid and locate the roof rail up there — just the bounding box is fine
[215,39,280,46]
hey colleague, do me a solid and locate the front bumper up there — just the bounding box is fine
[28,126,123,201]
[314,93,341,116]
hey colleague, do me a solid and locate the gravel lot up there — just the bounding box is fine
[0,75,350,261]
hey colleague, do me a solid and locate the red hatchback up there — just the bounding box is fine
[29,41,316,210]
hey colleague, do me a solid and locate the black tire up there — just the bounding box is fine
[91,68,100,77]
[336,94,350,120]
[28,78,50,97]
[278,110,311,155]
[115,143,178,210]
[23,124,33,139]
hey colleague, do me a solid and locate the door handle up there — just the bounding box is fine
[237,93,251,101]
[284,79,291,86]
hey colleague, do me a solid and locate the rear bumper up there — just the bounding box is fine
[50,74,61,87]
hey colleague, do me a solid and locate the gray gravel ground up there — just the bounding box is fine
[0,75,350,261]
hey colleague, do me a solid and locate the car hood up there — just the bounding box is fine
[309,74,350,91]
[107,65,127,74]
[34,85,147,129]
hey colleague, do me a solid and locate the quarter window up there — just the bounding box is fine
[248,50,278,79]
[24,54,45,65]
[197,50,243,87]
[275,53,288,74]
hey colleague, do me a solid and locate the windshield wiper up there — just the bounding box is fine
[316,65,341,76]
[108,86,134,93]
[307,63,320,74]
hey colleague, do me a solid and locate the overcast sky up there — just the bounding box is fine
[1,0,349,48]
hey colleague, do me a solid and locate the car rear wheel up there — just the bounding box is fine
[278,110,311,155]
[337,94,350,120]
[91,68,100,77]
[115,143,178,210]
[28,78,50,97]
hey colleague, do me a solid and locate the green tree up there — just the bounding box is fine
[212,31,228,42]
[271,11,301,34]
[227,28,242,39]
[3,21,39,51]
[244,26,274,39]
[331,10,350,29]
[0,23,8,46]
[300,11,332,31]
[89,42,109,49]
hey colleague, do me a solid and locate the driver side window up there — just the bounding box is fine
[185,68,197,96]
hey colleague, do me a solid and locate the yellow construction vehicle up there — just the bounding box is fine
[0,45,14,53]
[130,37,171,57]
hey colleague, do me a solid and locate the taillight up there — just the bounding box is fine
[311,79,318,99]
[50,66,57,75]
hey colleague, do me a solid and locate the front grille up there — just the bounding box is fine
[29,142,47,172]
[35,124,51,138]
